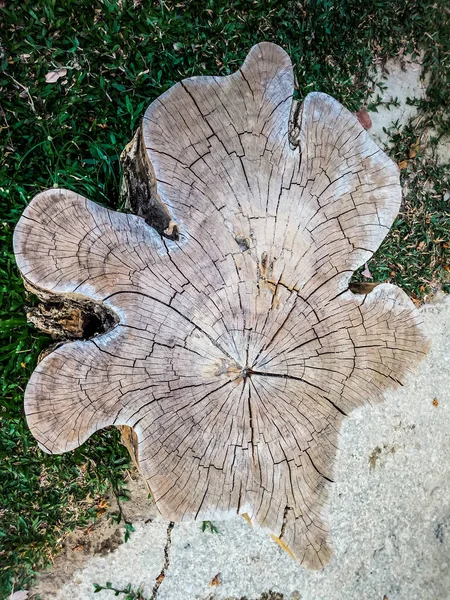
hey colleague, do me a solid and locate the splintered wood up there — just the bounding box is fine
[13,43,428,569]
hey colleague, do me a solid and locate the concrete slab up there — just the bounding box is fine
[367,54,429,148]
[32,294,450,600]
[366,55,450,168]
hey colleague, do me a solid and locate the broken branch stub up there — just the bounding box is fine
[13,42,428,569]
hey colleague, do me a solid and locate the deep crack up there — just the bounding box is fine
[151,521,174,600]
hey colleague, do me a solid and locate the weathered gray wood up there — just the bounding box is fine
[13,42,428,569]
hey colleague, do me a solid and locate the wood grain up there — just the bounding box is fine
[13,42,428,569]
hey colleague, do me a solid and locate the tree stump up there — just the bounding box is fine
[13,43,428,569]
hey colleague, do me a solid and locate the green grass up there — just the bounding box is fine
[93,581,148,599]
[0,0,449,595]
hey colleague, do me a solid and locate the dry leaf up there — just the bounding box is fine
[72,544,84,551]
[349,282,379,294]
[45,69,67,83]
[433,398,439,407]
[355,109,372,130]
[398,160,408,170]
[97,497,108,509]
[210,573,222,587]
[94,8,102,23]
[417,241,426,251]
[361,262,372,279]
[96,496,108,516]
[409,139,420,159]
[9,592,29,600]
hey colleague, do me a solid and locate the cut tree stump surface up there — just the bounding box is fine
[14,42,428,569]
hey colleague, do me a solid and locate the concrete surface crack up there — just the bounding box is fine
[151,521,174,600]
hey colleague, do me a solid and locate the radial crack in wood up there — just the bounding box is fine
[13,42,429,570]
